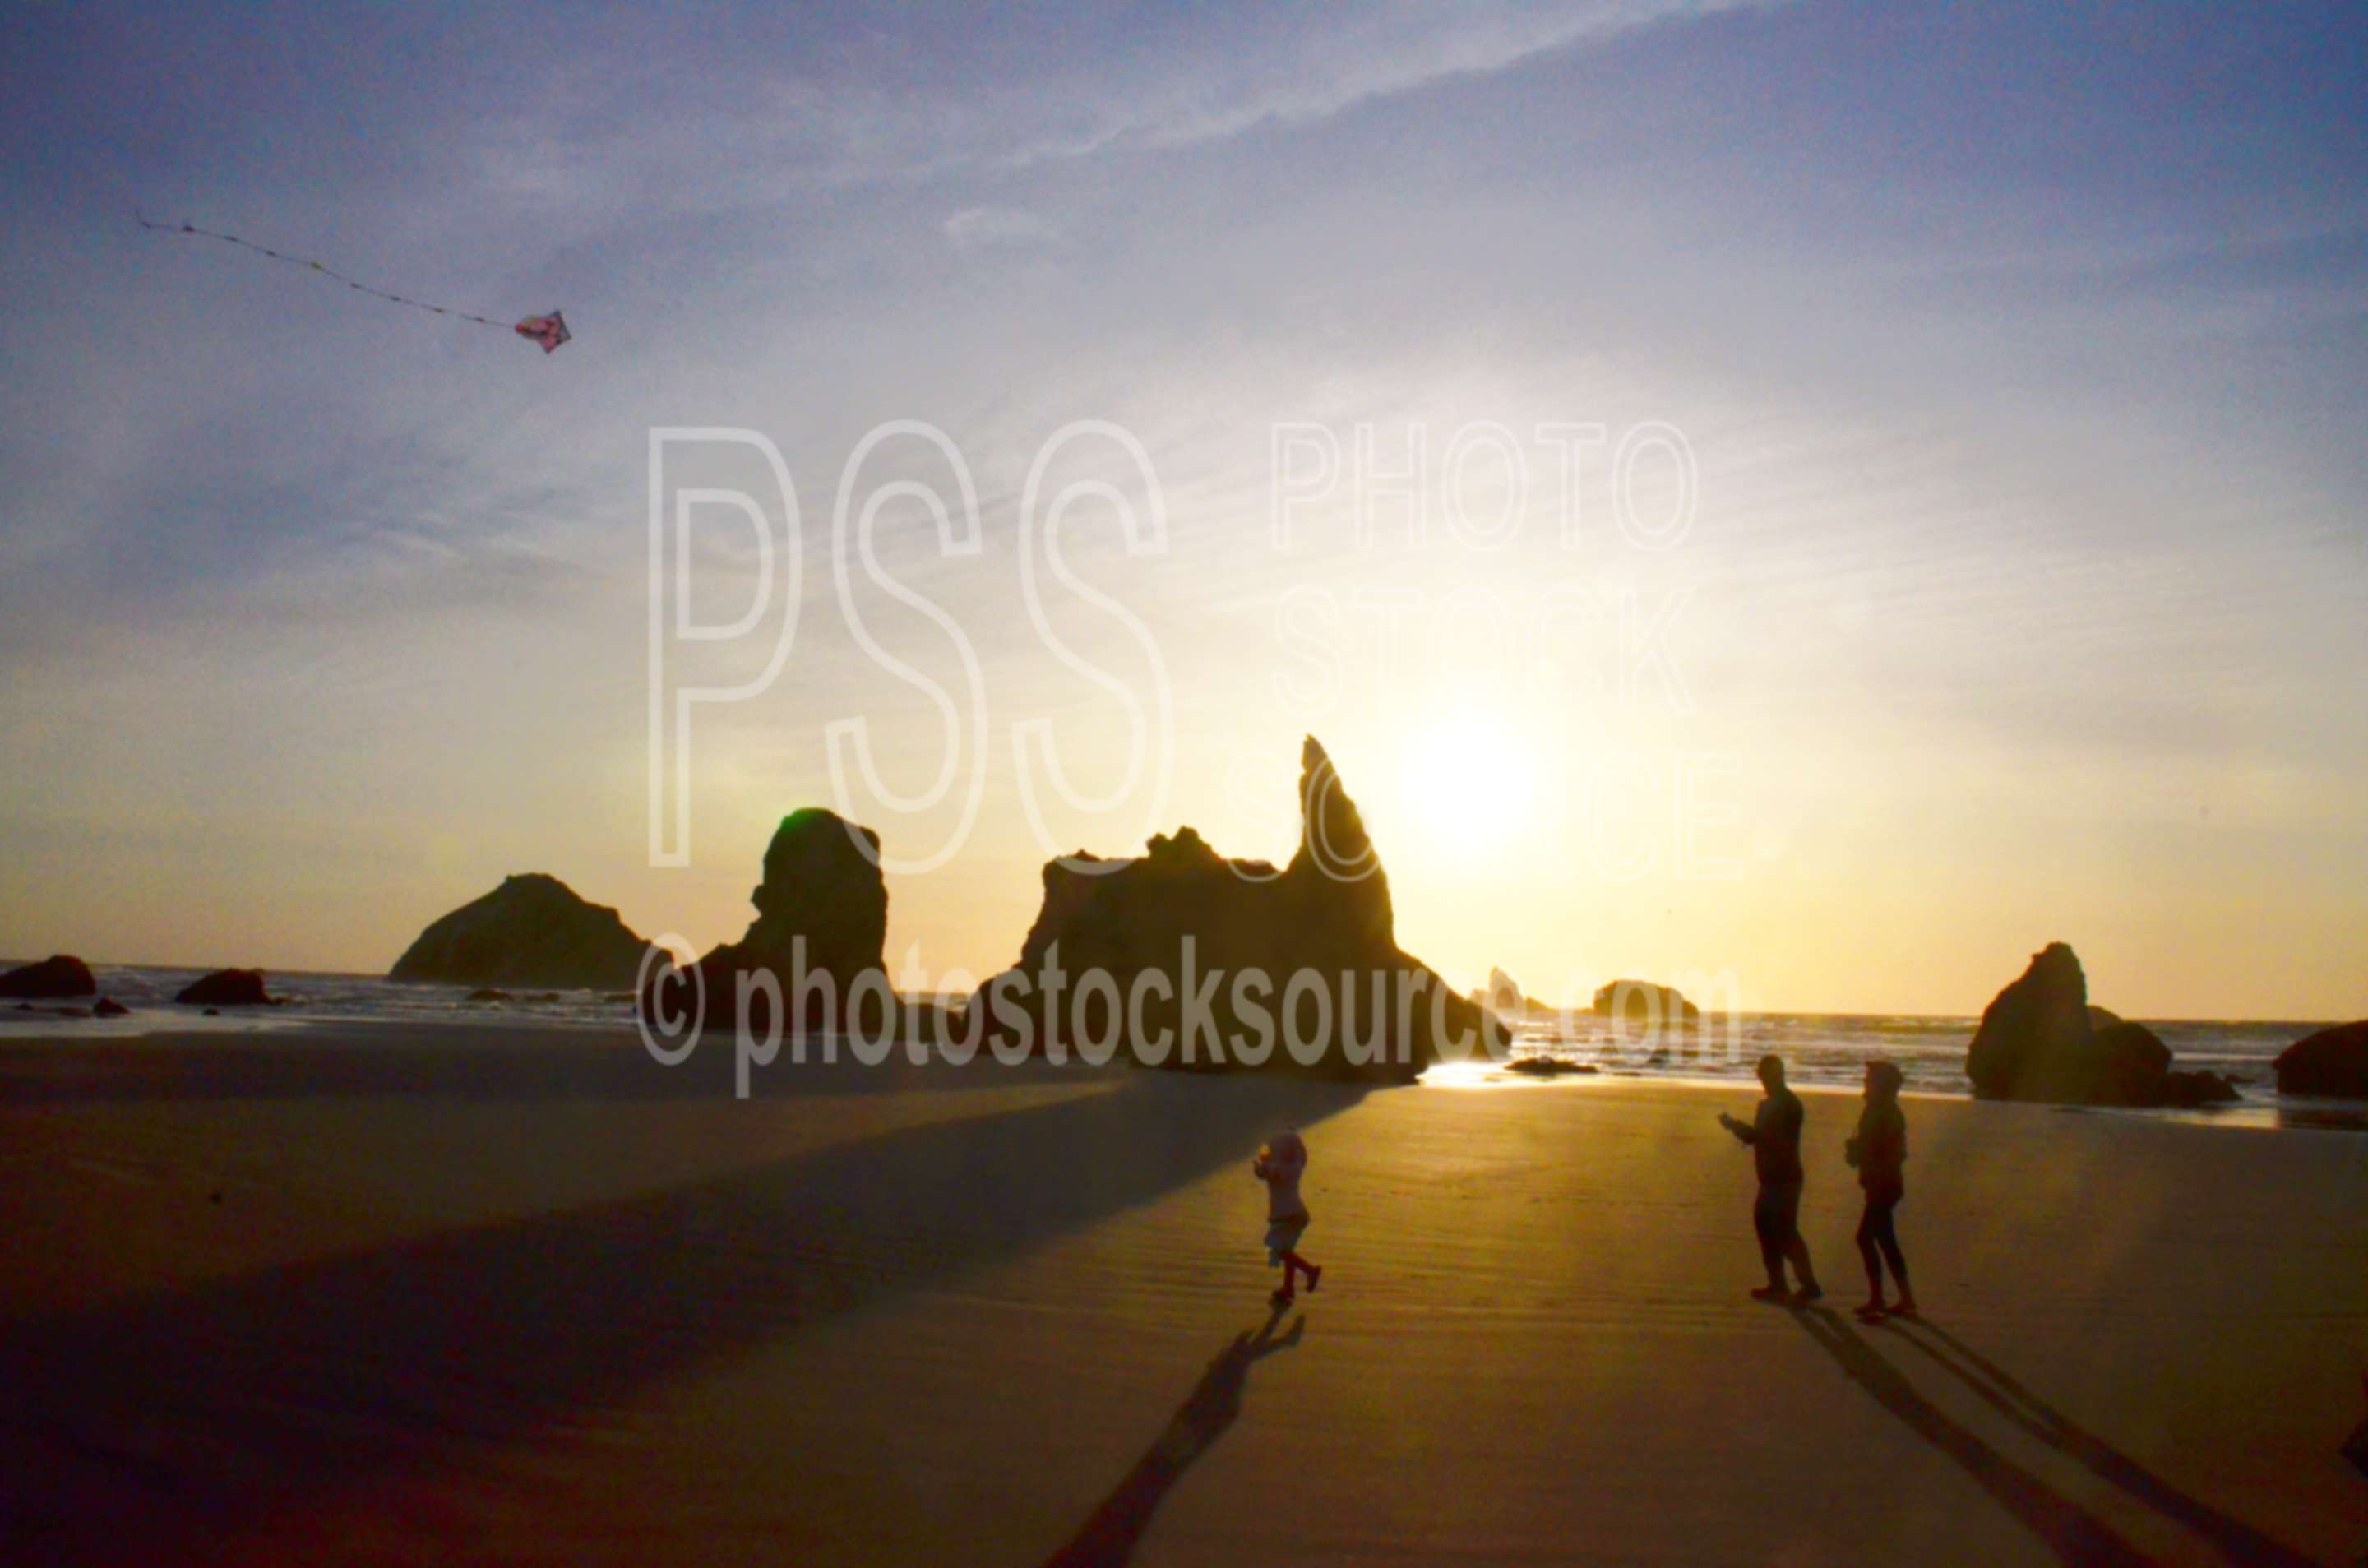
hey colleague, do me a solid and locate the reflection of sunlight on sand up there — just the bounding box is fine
[1418,1059,1505,1090]
[1421,1057,1617,1091]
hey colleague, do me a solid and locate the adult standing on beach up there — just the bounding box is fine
[1845,1059,1917,1321]
[1718,1055,1823,1302]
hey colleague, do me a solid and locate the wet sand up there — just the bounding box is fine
[2,1025,2362,1565]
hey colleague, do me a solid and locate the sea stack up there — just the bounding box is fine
[2274,1021,2368,1099]
[391,873,651,991]
[641,809,894,1037]
[0,955,97,999]
[1487,968,1548,1016]
[1592,980,1701,1026]
[971,736,1511,1081]
[174,969,276,1006]
[1965,943,2236,1107]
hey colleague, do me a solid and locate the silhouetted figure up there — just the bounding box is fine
[1719,1054,1821,1301]
[1845,1058,1917,1321]
[1254,1127,1322,1305]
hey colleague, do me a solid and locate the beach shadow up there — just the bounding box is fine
[0,1072,1367,1565]
[1785,1305,2154,1566]
[1884,1317,2322,1568]
[0,1025,1100,1105]
[1039,1305,1306,1568]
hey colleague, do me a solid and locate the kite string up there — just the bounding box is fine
[135,211,512,331]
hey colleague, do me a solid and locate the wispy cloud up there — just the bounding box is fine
[458,2,1774,217]
[942,206,1057,252]
[938,0,1778,172]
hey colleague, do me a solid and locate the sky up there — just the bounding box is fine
[2,1,2363,1017]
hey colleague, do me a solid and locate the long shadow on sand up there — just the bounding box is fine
[1883,1317,2321,1568]
[1787,1305,2156,1566]
[0,1072,1368,1566]
[0,1025,1082,1105]
[1038,1304,1305,1567]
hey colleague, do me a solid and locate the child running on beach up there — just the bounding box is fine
[1254,1127,1322,1306]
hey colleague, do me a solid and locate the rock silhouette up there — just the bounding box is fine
[1505,1057,1598,1077]
[730,808,890,992]
[1966,944,2234,1107]
[1968,944,2095,1098]
[1592,980,1701,1025]
[2273,1021,2368,1099]
[2157,1068,2241,1108]
[2092,1017,2236,1107]
[641,809,894,1038]
[972,737,1511,1081]
[175,969,276,1007]
[391,873,650,991]
[1482,968,1552,1015]
[0,955,97,1000]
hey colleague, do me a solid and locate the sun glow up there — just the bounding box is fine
[1393,711,1546,865]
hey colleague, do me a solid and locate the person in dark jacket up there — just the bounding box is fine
[1843,1059,1917,1321]
[1718,1054,1822,1302]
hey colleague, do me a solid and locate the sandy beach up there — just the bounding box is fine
[1,1025,2360,1566]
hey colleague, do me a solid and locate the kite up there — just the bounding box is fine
[136,213,571,354]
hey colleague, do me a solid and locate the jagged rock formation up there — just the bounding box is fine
[1592,980,1701,1026]
[2275,1021,2368,1099]
[641,809,894,1037]
[391,873,650,991]
[1965,943,2236,1107]
[175,969,276,1006]
[0,955,96,999]
[1481,968,1554,1015]
[971,737,1512,1082]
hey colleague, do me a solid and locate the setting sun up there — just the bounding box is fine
[1394,711,1546,864]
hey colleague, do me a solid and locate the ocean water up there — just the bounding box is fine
[1496,1010,2315,1097]
[5,963,2355,1130]
[0,964,635,1034]
[1487,1009,2368,1131]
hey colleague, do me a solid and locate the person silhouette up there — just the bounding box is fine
[1254,1128,1322,1306]
[1719,1054,1822,1302]
[1845,1058,1917,1321]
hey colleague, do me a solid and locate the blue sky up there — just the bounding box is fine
[2,2,2363,1014]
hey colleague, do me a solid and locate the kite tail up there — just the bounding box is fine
[134,211,520,335]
